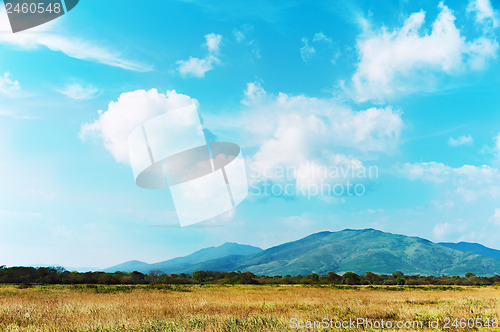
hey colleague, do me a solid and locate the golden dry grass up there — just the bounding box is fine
[0,284,499,331]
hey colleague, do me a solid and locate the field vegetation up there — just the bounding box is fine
[0,283,499,331]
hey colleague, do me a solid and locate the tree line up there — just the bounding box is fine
[1,266,499,286]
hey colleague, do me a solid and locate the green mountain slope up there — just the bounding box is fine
[230,229,500,276]
[104,229,500,276]
[439,242,500,259]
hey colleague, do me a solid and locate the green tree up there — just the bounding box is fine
[327,272,343,284]
[365,272,382,285]
[342,272,361,285]
[307,273,319,284]
[396,277,406,285]
[193,271,209,283]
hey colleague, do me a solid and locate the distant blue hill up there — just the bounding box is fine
[104,242,263,273]
[102,260,151,273]
[438,242,500,259]
[104,229,500,276]
[64,266,101,273]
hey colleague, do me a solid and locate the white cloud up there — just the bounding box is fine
[489,208,500,225]
[83,83,401,197]
[233,26,252,44]
[448,135,473,146]
[242,81,267,105]
[0,109,38,120]
[241,82,402,151]
[233,25,261,59]
[300,33,334,63]
[239,82,402,187]
[0,7,150,72]
[432,221,467,241]
[352,1,499,101]
[177,33,222,78]
[177,56,217,78]
[400,161,500,201]
[0,72,20,94]
[312,32,332,43]
[300,38,315,62]
[79,89,198,164]
[34,35,151,72]
[433,222,453,239]
[205,33,222,53]
[234,29,246,43]
[57,84,99,100]
[467,0,499,27]
[494,133,500,155]
[400,162,452,183]
[468,36,499,69]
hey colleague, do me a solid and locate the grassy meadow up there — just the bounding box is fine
[0,284,499,331]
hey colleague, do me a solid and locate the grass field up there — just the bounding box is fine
[0,284,499,331]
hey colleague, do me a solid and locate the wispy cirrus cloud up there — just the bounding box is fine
[300,32,333,63]
[0,109,38,120]
[233,25,261,59]
[312,32,332,43]
[0,72,20,95]
[448,135,473,147]
[0,7,151,72]
[299,38,315,63]
[57,83,100,100]
[488,208,500,226]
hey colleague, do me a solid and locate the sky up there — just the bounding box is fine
[0,0,500,269]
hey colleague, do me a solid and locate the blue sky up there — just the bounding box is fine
[1,0,500,268]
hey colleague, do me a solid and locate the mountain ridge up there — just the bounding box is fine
[103,229,500,276]
[103,242,263,273]
[438,241,500,259]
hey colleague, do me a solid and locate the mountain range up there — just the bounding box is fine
[103,242,262,274]
[438,242,500,259]
[102,229,500,276]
